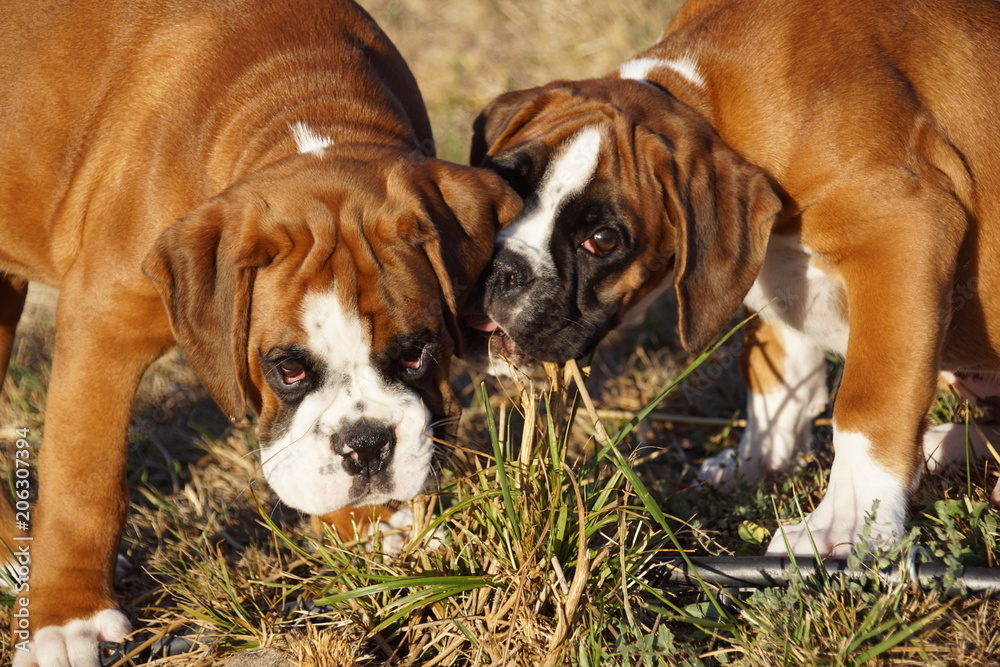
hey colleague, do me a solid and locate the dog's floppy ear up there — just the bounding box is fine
[413,161,522,355]
[649,126,782,353]
[470,88,546,167]
[142,195,271,423]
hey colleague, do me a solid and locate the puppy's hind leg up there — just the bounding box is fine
[0,274,28,567]
[0,274,28,390]
[700,317,828,488]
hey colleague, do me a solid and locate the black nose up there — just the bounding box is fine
[334,417,396,477]
[486,251,536,299]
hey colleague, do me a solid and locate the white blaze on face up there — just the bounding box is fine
[290,121,335,156]
[495,126,604,277]
[258,291,433,516]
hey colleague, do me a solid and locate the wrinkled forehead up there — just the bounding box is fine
[486,109,650,203]
[301,283,441,364]
[488,107,664,219]
[485,82,671,190]
[357,260,445,354]
[301,288,374,364]
[329,237,445,344]
[250,235,444,354]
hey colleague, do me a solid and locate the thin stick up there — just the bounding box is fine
[108,619,189,667]
[565,359,613,448]
[462,405,833,430]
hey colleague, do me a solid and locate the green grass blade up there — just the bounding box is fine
[852,604,951,664]
[480,382,522,543]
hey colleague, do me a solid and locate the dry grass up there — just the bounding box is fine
[3,1,1000,665]
[3,294,999,665]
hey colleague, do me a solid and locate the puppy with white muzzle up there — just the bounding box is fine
[0,0,519,664]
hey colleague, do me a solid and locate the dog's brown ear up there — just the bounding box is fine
[470,88,545,166]
[651,128,782,353]
[414,161,522,355]
[142,195,271,423]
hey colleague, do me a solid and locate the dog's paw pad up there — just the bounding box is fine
[16,608,131,667]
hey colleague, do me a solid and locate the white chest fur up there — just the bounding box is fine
[743,236,850,357]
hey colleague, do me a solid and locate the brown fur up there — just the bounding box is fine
[0,0,518,648]
[473,78,783,356]
[649,0,1000,477]
[312,506,398,543]
[739,319,786,396]
[471,0,1000,502]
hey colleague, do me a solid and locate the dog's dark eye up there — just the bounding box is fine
[280,360,307,385]
[582,228,619,258]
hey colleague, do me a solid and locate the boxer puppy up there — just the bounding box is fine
[467,0,1000,556]
[0,0,519,664]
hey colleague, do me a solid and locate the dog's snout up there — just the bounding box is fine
[487,252,535,298]
[334,417,396,477]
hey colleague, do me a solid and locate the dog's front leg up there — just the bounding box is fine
[766,212,956,556]
[13,291,170,667]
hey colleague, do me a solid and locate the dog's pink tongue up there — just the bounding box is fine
[467,314,500,333]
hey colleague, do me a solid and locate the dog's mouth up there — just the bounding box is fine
[465,313,519,357]
[463,313,545,379]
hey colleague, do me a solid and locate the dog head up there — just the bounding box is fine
[144,148,520,515]
[464,79,783,375]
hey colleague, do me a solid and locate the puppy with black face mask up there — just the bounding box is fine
[464,0,1000,559]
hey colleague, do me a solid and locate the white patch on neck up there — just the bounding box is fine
[619,55,706,88]
[496,126,603,275]
[290,121,334,156]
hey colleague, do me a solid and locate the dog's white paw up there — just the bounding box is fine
[699,448,738,487]
[698,431,800,489]
[377,507,445,554]
[700,394,814,490]
[767,429,908,556]
[766,501,902,557]
[13,608,131,667]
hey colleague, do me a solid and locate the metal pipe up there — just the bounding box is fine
[643,556,1000,598]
